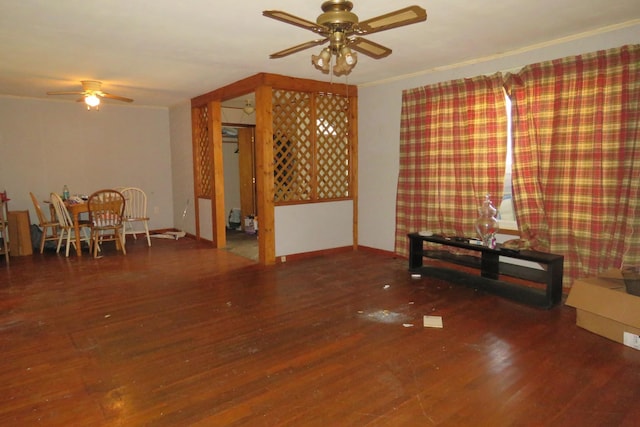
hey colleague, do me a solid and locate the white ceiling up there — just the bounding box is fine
[1,1,638,109]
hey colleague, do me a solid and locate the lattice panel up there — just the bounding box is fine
[273,90,313,202]
[194,105,212,198]
[315,94,350,198]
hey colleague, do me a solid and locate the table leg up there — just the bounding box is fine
[480,252,499,280]
[73,211,82,257]
[408,235,424,270]
[547,258,564,306]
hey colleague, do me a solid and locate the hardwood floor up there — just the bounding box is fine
[1,237,639,426]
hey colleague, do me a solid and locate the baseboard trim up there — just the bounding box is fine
[276,245,403,264]
[356,245,399,258]
[277,245,354,263]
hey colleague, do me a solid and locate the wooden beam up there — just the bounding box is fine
[191,73,357,106]
[349,93,358,250]
[210,100,226,248]
[255,85,275,265]
[190,105,204,240]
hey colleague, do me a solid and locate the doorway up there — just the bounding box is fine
[222,124,258,261]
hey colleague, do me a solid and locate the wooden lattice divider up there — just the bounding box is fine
[194,104,212,198]
[315,93,350,199]
[273,90,313,202]
[272,89,351,203]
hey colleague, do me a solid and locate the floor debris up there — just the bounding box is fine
[362,309,411,324]
[423,315,443,328]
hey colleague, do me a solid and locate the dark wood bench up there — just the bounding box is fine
[408,232,564,309]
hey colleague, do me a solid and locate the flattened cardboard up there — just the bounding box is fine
[566,270,640,349]
[598,268,624,281]
[423,315,443,328]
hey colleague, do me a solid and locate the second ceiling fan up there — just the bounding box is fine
[263,0,427,76]
[47,80,133,110]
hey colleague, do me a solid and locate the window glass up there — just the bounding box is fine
[499,90,517,230]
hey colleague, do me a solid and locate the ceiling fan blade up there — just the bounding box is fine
[263,10,328,34]
[348,37,392,59]
[356,6,427,35]
[46,91,84,96]
[270,38,329,59]
[101,93,134,103]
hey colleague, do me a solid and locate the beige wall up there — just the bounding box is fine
[168,101,195,234]
[0,96,173,231]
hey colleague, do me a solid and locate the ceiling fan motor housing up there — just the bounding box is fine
[317,0,358,29]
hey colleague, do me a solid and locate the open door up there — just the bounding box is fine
[237,127,256,226]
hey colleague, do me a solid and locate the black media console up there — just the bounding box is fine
[408,232,564,309]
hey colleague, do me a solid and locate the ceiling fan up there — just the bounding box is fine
[263,0,427,76]
[47,80,133,110]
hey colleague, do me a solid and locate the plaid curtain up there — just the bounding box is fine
[511,45,640,284]
[395,73,507,256]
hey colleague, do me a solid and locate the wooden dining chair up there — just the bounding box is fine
[29,192,59,253]
[50,193,91,257]
[87,189,126,258]
[0,197,9,264]
[120,187,151,247]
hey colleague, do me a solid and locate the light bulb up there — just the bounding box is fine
[85,94,100,107]
[341,47,357,66]
[344,52,355,65]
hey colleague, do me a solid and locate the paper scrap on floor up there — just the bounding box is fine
[423,315,443,328]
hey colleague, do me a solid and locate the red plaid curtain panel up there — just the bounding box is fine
[395,73,507,257]
[511,44,640,285]
[396,44,639,286]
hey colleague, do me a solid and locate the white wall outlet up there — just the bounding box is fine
[623,332,640,350]
[280,256,286,263]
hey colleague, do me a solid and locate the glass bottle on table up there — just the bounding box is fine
[474,194,499,248]
[62,185,70,201]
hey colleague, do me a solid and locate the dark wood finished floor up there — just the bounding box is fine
[1,237,639,426]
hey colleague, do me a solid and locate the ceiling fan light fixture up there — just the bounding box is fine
[84,94,101,109]
[332,56,348,76]
[340,46,357,66]
[332,49,357,76]
[243,100,255,115]
[311,48,331,73]
[47,80,133,109]
[319,47,332,66]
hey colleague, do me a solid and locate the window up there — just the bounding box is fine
[498,89,517,230]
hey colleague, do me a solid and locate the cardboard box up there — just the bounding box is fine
[7,210,32,256]
[566,269,640,350]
